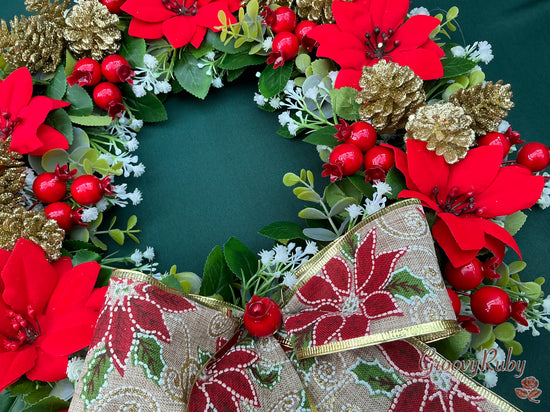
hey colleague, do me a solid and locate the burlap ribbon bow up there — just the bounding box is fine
[69,200,521,412]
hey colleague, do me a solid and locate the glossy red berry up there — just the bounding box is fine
[477,132,511,157]
[444,259,484,291]
[67,58,102,87]
[262,6,297,33]
[335,120,377,153]
[363,145,395,182]
[32,165,76,203]
[322,143,363,182]
[71,175,113,205]
[471,286,511,325]
[446,287,461,316]
[101,0,127,14]
[93,82,125,119]
[267,32,299,69]
[101,54,135,84]
[294,20,318,51]
[243,295,282,337]
[516,142,550,172]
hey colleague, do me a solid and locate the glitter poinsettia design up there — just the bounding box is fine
[391,139,545,267]
[90,278,197,375]
[380,340,486,411]
[189,346,260,412]
[285,227,407,346]
[121,0,241,49]
[307,0,444,89]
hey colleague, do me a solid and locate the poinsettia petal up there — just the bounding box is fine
[26,347,67,382]
[363,291,401,318]
[190,26,208,48]
[211,372,259,406]
[390,380,430,411]
[479,218,522,259]
[369,0,408,33]
[0,347,37,392]
[337,313,370,339]
[194,2,234,30]
[405,140,450,197]
[315,32,367,69]
[121,0,176,23]
[128,18,164,39]
[422,38,446,58]
[437,214,486,253]
[432,217,480,267]
[28,124,69,156]
[380,340,427,377]
[163,16,197,48]
[106,308,134,374]
[307,24,341,45]
[130,298,172,342]
[484,234,505,264]
[323,256,352,296]
[391,47,444,80]
[284,309,329,333]
[1,239,58,318]
[211,348,258,374]
[143,284,196,313]
[334,68,362,89]
[398,189,441,211]
[313,314,344,344]
[297,274,346,306]
[0,67,32,116]
[393,15,442,50]
[332,0,373,42]
[474,166,544,217]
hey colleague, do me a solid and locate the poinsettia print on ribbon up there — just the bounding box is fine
[285,227,407,347]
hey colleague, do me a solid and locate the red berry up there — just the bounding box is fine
[267,32,299,69]
[71,175,113,205]
[471,286,511,325]
[321,143,363,182]
[294,20,318,51]
[477,132,511,157]
[101,54,135,84]
[44,202,74,231]
[67,58,102,87]
[516,142,550,172]
[444,259,484,291]
[349,122,377,152]
[262,6,297,33]
[511,301,529,326]
[101,0,127,14]
[363,145,395,182]
[243,295,282,337]
[93,82,125,119]
[32,165,76,203]
[446,287,461,316]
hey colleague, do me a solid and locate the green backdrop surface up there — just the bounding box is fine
[3,0,550,410]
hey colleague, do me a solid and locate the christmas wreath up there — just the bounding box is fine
[0,0,548,411]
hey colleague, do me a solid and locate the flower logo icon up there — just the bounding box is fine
[515,376,541,404]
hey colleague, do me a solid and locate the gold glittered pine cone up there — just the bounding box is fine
[0,167,27,210]
[449,80,514,136]
[355,60,425,134]
[63,0,121,61]
[405,102,476,164]
[240,0,338,24]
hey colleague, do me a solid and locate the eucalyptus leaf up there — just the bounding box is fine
[329,197,357,217]
[504,211,527,236]
[303,227,338,242]
[41,149,69,172]
[493,322,516,342]
[69,115,112,127]
[296,190,321,203]
[298,207,327,220]
[282,172,300,187]
[109,229,125,245]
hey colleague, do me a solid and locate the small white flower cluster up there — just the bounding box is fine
[107,114,144,154]
[516,295,550,336]
[451,41,494,64]
[408,7,430,17]
[66,357,86,383]
[130,246,161,277]
[258,241,319,289]
[197,51,224,89]
[100,151,146,178]
[537,172,550,209]
[132,54,173,97]
[474,342,507,388]
[76,183,142,222]
[345,181,393,219]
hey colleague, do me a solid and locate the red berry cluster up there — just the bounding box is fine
[321,120,395,183]
[67,54,135,119]
[100,0,127,14]
[263,7,318,69]
[32,164,114,232]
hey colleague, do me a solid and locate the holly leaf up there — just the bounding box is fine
[119,32,146,68]
[259,62,294,98]
[250,364,283,390]
[131,334,166,385]
[46,108,73,145]
[223,237,258,281]
[46,65,67,100]
[122,88,168,123]
[303,125,339,147]
[258,221,307,241]
[386,266,431,301]
[174,52,212,100]
[21,396,69,411]
[218,53,266,70]
[200,246,235,302]
[80,348,113,408]
[329,87,359,121]
[66,84,93,116]
[441,57,477,79]
[350,359,404,398]
[384,167,407,199]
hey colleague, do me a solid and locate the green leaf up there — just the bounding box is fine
[303,227,338,242]
[519,282,542,299]
[431,329,471,361]
[109,229,125,245]
[384,167,406,199]
[46,65,67,100]
[200,246,235,301]
[441,57,477,79]
[471,323,493,350]
[296,189,321,203]
[494,322,516,342]
[46,109,73,145]
[226,67,246,82]
[218,52,265,70]
[69,115,113,127]
[72,249,101,266]
[174,52,212,99]
[122,86,168,122]
[508,260,527,274]
[66,84,93,116]
[258,221,306,240]
[386,267,431,301]
[283,172,300,187]
[223,237,258,281]
[132,334,166,385]
[329,197,357,217]
[41,149,69,172]
[324,182,346,208]
[127,215,138,230]
[347,175,375,198]
[329,87,359,121]
[250,364,283,390]
[22,396,69,411]
[80,348,113,408]
[350,359,404,398]
[172,271,202,293]
[298,207,327,220]
[503,211,527,236]
[65,50,77,76]
[295,54,311,73]
[120,32,146,67]
[7,379,35,396]
[258,62,294,98]
[161,274,185,292]
[303,125,338,147]
[276,125,294,139]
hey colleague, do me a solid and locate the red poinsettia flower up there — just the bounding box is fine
[90,277,197,375]
[0,239,105,391]
[0,67,70,156]
[285,227,406,346]
[121,0,241,49]
[307,0,444,89]
[380,340,486,411]
[189,346,260,412]
[391,140,544,267]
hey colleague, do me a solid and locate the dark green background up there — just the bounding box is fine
[4,1,549,410]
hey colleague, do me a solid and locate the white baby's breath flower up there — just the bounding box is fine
[262,36,273,52]
[278,110,292,126]
[95,198,110,212]
[476,41,494,64]
[131,249,143,265]
[259,249,275,265]
[287,122,300,136]
[542,295,550,313]
[254,92,267,106]
[282,272,298,289]
[143,54,159,69]
[364,192,386,215]
[67,357,86,383]
[373,180,392,196]
[205,51,216,61]
[81,207,99,223]
[450,45,466,58]
[212,77,223,88]
[155,81,172,94]
[125,138,139,152]
[269,96,282,109]
[127,188,143,205]
[408,6,430,16]
[483,370,498,388]
[304,86,319,100]
[304,241,318,256]
[273,244,290,264]
[143,246,155,261]
[132,84,147,98]
[346,204,364,219]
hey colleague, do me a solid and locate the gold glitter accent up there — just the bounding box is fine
[0,0,69,73]
[405,102,476,164]
[449,80,514,135]
[0,137,26,210]
[0,207,64,261]
[356,60,425,134]
[63,0,121,61]
[240,0,347,24]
